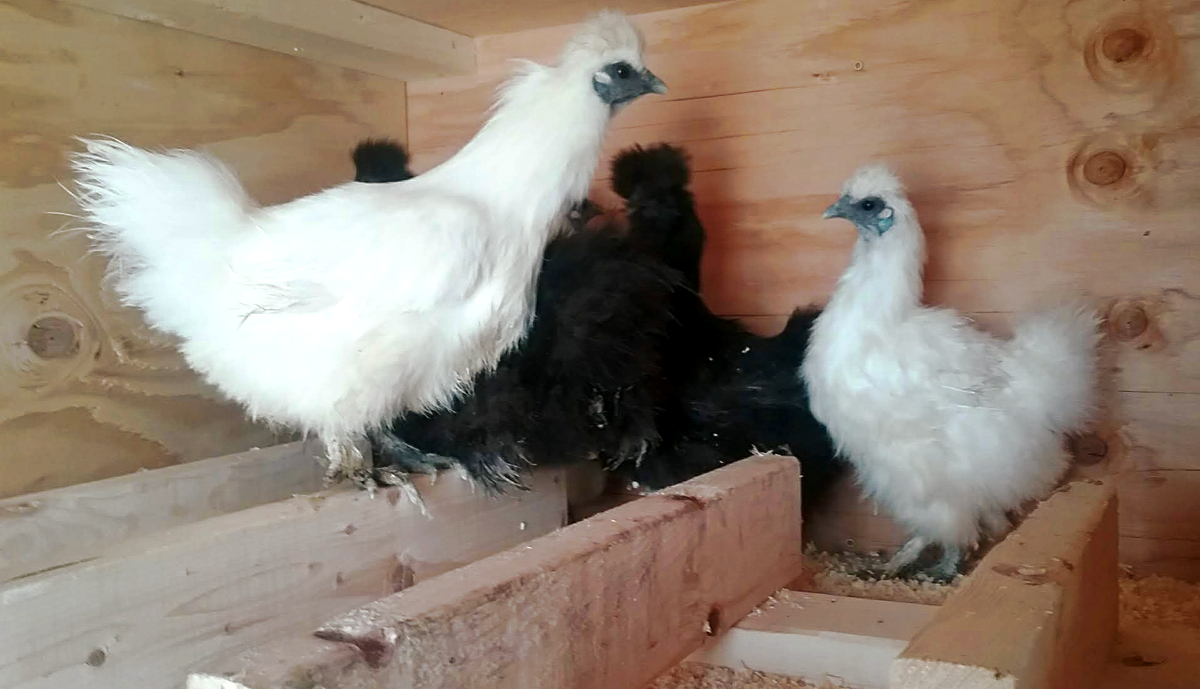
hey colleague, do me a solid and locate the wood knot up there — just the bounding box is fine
[1108,303,1149,340]
[1103,28,1149,64]
[1082,151,1128,186]
[26,316,80,359]
[1070,433,1109,465]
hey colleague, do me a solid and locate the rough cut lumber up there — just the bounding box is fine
[364,0,728,37]
[0,441,327,584]
[406,0,1200,579]
[0,0,406,500]
[690,590,937,689]
[60,0,475,80]
[892,479,1119,689]
[188,454,804,689]
[0,468,566,689]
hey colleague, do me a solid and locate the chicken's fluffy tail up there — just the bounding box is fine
[1007,302,1103,435]
[66,137,252,331]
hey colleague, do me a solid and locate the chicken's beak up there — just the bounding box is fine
[643,69,668,95]
[823,197,849,220]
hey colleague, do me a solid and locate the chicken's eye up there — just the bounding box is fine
[860,199,878,212]
[614,63,632,79]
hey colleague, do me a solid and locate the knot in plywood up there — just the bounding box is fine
[1083,151,1128,186]
[26,316,80,359]
[1084,12,1177,95]
[1102,28,1149,64]
[0,252,101,393]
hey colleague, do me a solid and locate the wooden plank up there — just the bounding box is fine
[362,0,727,37]
[405,0,1200,577]
[188,454,804,689]
[0,0,406,499]
[892,479,1119,689]
[689,590,937,689]
[0,440,325,584]
[61,0,475,80]
[0,467,567,689]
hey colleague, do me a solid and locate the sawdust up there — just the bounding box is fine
[651,550,1200,688]
[648,663,826,689]
[801,546,964,606]
[1120,569,1200,630]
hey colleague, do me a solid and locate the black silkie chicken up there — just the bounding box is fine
[355,140,846,517]
[356,140,682,489]
[605,146,846,516]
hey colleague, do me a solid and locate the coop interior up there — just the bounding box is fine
[3,0,1200,688]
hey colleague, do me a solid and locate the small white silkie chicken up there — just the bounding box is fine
[66,10,666,493]
[801,164,1102,581]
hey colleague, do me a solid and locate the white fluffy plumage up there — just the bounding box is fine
[65,10,663,486]
[801,163,1103,579]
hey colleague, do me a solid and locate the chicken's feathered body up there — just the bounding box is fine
[66,10,665,485]
[802,164,1101,578]
[358,141,682,489]
[609,146,845,517]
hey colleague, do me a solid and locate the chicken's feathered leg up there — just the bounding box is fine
[883,535,930,575]
[324,437,429,515]
[924,545,963,583]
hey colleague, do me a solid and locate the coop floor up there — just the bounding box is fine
[649,550,1200,689]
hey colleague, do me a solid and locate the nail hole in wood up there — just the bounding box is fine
[86,649,107,667]
[1083,151,1128,186]
[1103,28,1149,64]
[706,606,722,636]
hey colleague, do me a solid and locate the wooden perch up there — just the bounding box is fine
[188,454,805,689]
[0,467,566,689]
[892,478,1119,689]
[0,441,325,583]
[689,591,938,689]
[60,0,476,80]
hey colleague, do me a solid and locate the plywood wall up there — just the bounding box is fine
[407,0,1200,579]
[0,0,407,498]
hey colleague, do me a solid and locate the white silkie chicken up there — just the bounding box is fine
[801,164,1102,581]
[66,10,666,492]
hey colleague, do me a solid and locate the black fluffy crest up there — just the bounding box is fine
[611,143,690,200]
[352,138,412,183]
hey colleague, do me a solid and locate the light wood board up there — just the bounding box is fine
[893,478,1119,689]
[0,0,407,499]
[406,0,1200,579]
[690,590,938,689]
[60,0,476,80]
[189,455,804,689]
[0,440,325,584]
[0,467,567,689]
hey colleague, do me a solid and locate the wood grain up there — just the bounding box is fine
[406,0,1200,578]
[0,466,567,689]
[0,440,326,584]
[60,0,476,80]
[892,479,1119,689]
[0,0,407,499]
[188,455,804,689]
[361,0,728,37]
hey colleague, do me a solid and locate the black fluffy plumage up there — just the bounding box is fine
[608,145,847,516]
[356,140,682,491]
[353,139,846,517]
[351,138,412,183]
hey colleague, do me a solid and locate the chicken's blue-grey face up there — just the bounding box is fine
[823,195,895,238]
[593,61,667,110]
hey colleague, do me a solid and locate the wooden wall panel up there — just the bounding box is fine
[0,0,407,498]
[407,0,1200,578]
